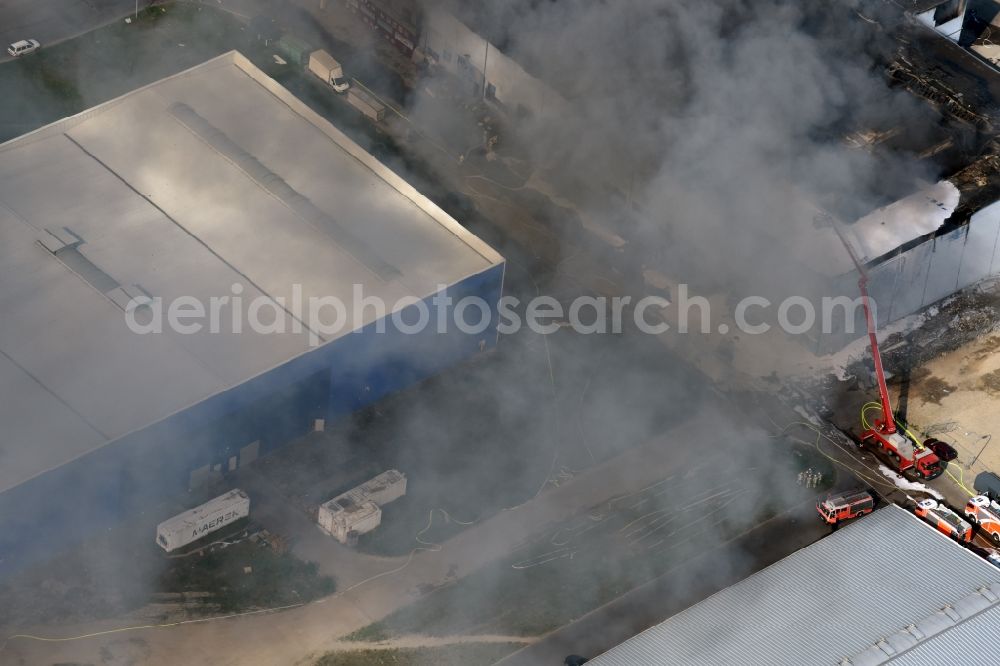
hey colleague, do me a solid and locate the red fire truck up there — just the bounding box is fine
[832,224,943,480]
[816,489,875,525]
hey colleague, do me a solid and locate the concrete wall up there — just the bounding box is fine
[819,201,1000,352]
[421,6,568,117]
[0,263,504,578]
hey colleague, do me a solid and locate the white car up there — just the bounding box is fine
[8,39,41,57]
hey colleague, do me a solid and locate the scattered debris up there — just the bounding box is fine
[918,376,956,405]
[981,369,1000,395]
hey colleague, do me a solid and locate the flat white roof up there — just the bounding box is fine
[770,180,960,278]
[0,52,502,494]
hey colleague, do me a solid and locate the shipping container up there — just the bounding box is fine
[357,469,407,506]
[346,87,386,122]
[276,35,315,67]
[156,489,250,552]
[317,496,381,543]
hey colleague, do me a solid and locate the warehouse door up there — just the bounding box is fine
[189,464,214,489]
[239,440,260,467]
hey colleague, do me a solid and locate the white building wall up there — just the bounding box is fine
[821,198,1000,352]
[924,226,968,305]
[958,200,1000,288]
[422,6,568,117]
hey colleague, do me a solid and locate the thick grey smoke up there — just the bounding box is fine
[0,1,953,662]
[430,0,935,298]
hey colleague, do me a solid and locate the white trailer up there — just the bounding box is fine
[317,496,381,543]
[156,489,250,552]
[308,49,350,93]
[346,87,385,122]
[315,470,404,544]
[357,470,407,506]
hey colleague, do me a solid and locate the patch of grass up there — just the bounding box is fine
[160,541,335,613]
[918,376,957,405]
[18,54,83,104]
[314,643,521,666]
[344,623,392,643]
[981,369,1000,395]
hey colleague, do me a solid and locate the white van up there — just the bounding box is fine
[8,39,40,57]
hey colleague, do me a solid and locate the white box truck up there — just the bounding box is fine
[156,489,250,552]
[308,49,350,93]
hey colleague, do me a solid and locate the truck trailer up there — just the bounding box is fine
[308,49,350,93]
[355,469,407,505]
[276,35,314,67]
[346,87,385,122]
[156,489,250,552]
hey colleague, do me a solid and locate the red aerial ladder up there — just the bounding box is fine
[833,224,943,480]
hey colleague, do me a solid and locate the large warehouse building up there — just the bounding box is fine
[0,52,504,576]
[588,505,1000,665]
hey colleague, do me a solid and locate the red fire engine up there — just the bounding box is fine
[816,489,875,524]
[832,224,943,480]
[965,495,1000,546]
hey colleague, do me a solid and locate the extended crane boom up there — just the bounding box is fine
[832,224,895,435]
[830,220,942,479]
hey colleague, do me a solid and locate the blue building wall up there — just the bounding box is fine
[0,263,504,578]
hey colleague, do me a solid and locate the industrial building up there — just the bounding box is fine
[0,51,504,577]
[346,0,421,55]
[419,2,568,119]
[588,505,1000,665]
[812,174,1000,351]
[917,1,1000,67]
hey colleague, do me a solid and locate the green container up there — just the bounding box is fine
[276,35,314,67]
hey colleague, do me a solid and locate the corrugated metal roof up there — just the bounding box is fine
[589,506,1000,666]
[0,52,503,494]
[881,604,1000,664]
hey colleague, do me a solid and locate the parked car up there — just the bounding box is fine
[967,543,1000,569]
[7,39,40,57]
[924,437,958,462]
[976,471,1000,501]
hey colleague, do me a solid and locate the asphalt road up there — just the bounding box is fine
[497,501,831,666]
[0,0,138,59]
